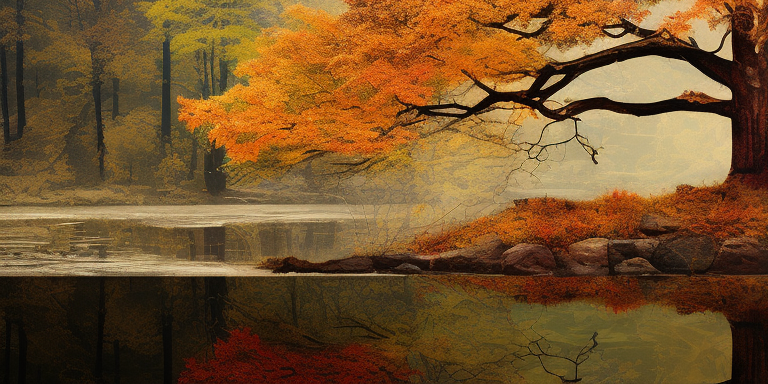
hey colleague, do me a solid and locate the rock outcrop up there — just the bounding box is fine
[709,237,768,275]
[501,244,557,276]
[650,236,717,274]
[614,257,662,275]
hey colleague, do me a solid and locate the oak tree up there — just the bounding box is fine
[179,0,767,186]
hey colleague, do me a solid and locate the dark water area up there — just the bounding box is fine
[0,276,733,384]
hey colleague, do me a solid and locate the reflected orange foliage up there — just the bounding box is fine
[437,275,768,321]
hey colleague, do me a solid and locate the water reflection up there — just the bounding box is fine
[0,220,350,265]
[0,276,731,384]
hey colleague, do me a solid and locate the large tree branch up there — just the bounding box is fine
[530,30,733,99]
[411,81,732,121]
[602,18,656,39]
[552,95,733,119]
[470,4,556,40]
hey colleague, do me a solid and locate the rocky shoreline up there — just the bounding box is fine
[273,214,768,276]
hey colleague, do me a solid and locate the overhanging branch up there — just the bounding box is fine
[552,95,732,119]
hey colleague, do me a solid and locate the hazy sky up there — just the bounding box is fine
[483,1,733,200]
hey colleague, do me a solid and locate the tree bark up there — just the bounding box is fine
[203,142,226,195]
[727,8,768,181]
[14,0,25,139]
[161,35,171,142]
[111,78,118,120]
[729,320,768,384]
[1,45,9,144]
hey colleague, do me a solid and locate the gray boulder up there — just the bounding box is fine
[370,253,434,271]
[709,237,768,275]
[614,257,662,275]
[650,236,717,274]
[392,263,422,274]
[638,214,682,236]
[502,244,556,275]
[608,239,659,274]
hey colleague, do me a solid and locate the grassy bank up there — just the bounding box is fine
[408,182,768,254]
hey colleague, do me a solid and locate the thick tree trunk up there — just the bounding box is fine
[1,45,9,144]
[14,0,24,139]
[95,278,105,384]
[161,36,171,142]
[203,142,226,195]
[727,8,768,183]
[729,320,768,384]
[111,78,119,120]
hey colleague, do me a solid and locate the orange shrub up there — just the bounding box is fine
[408,181,768,255]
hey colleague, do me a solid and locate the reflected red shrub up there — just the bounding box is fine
[179,328,418,384]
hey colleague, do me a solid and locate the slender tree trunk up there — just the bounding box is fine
[16,322,24,384]
[289,277,299,328]
[161,310,172,384]
[202,47,227,195]
[201,50,209,100]
[209,43,215,97]
[33,68,37,98]
[187,139,197,180]
[161,35,171,142]
[111,78,119,120]
[727,7,768,183]
[1,46,9,144]
[95,278,105,384]
[729,320,768,384]
[90,46,106,181]
[14,0,25,139]
[4,318,10,384]
[219,58,227,95]
[112,340,119,384]
[204,277,228,343]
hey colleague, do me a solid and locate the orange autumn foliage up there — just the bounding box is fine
[410,181,768,254]
[178,0,742,167]
[411,189,645,253]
